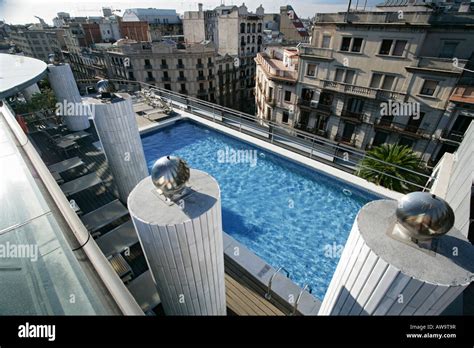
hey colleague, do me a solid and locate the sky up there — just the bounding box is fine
[0,0,381,25]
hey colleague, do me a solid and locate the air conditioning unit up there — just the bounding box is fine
[310,100,319,108]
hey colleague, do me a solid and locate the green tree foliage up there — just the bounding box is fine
[357,144,427,193]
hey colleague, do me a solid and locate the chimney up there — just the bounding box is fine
[198,3,203,12]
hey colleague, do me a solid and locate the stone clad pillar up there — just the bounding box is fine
[320,194,474,316]
[48,63,90,131]
[85,92,148,203]
[127,161,226,315]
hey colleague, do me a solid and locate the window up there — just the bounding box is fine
[208,69,212,76]
[346,97,364,113]
[163,71,169,78]
[379,39,407,56]
[405,112,424,132]
[322,35,331,49]
[266,107,272,120]
[379,40,392,55]
[252,35,255,43]
[198,70,204,77]
[208,57,212,64]
[381,75,395,90]
[335,68,345,82]
[344,70,355,84]
[268,86,273,100]
[301,88,314,101]
[252,23,256,33]
[392,40,407,56]
[180,83,186,91]
[306,63,317,76]
[165,84,171,90]
[439,41,459,58]
[282,111,289,123]
[257,23,262,32]
[372,132,388,147]
[340,37,351,51]
[340,37,363,52]
[178,58,183,66]
[351,38,363,53]
[144,59,151,66]
[420,79,438,96]
[371,73,395,90]
[161,59,167,66]
[179,71,185,78]
[147,71,153,78]
[199,83,204,90]
[398,136,414,147]
[247,23,251,33]
[284,91,291,102]
[247,35,250,43]
[240,23,245,33]
[197,58,202,65]
[370,73,383,88]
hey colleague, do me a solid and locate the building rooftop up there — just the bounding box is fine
[314,10,474,25]
[0,54,46,99]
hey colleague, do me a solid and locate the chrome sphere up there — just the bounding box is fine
[48,53,60,65]
[396,192,455,241]
[97,79,112,94]
[151,156,190,198]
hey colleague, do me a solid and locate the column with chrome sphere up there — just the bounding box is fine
[319,192,474,315]
[127,156,227,315]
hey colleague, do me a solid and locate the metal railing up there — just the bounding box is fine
[75,78,435,191]
[290,284,313,316]
[264,267,290,300]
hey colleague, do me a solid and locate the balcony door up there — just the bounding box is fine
[342,122,355,142]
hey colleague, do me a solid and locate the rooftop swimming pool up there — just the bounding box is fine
[141,120,381,299]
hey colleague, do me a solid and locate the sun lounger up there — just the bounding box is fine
[96,220,139,257]
[59,130,91,142]
[60,172,103,196]
[48,156,84,174]
[80,199,129,234]
[126,270,161,312]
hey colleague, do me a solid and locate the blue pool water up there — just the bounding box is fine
[141,120,380,299]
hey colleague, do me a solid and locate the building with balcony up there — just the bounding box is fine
[9,26,64,62]
[256,9,474,163]
[255,47,299,126]
[101,41,239,108]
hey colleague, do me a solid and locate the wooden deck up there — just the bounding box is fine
[225,273,284,316]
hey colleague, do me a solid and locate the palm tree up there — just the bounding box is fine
[357,144,427,193]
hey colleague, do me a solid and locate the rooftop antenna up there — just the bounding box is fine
[344,0,352,22]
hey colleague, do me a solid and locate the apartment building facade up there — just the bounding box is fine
[104,41,240,108]
[184,3,265,113]
[10,27,64,62]
[256,10,474,163]
[255,46,299,126]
